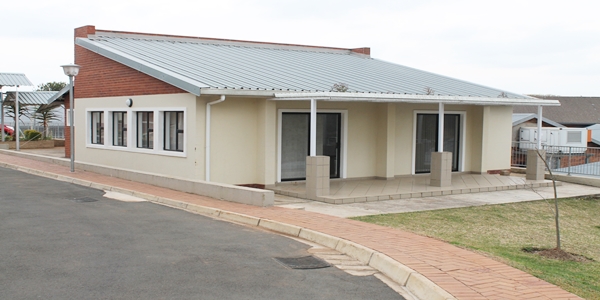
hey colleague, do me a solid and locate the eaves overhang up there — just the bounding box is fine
[47,84,70,104]
[76,38,206,96]
[270,92,561,106]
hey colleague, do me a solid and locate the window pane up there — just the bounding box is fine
[91,112,104,144]
[164,111,183,151]
[137,112,153,149]
[113,112,127,147]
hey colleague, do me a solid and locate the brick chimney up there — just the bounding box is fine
[351,47,370,56]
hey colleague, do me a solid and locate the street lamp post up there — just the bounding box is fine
[61,64,80,172]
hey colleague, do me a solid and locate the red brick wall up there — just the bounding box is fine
[66,26,187,159]
[74,26,186,99]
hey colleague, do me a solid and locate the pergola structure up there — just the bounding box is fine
[3,90,64,137]
[0,73,34,148]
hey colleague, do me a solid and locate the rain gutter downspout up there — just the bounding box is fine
[205,95,225,182]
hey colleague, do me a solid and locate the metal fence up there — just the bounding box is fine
[511,142,600,177]
[3,122,64,139]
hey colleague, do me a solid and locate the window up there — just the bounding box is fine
[164,111,184,151]
[113,112,127,147]
[91,111,104,144]
[137,111,154,149]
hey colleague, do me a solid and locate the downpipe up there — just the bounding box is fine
[205,95,225,182]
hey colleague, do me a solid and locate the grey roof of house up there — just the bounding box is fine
[3,91,60,105]
[512,113,565,127]
[514,96,600,125]
[76,30,538,101]
[0,73,33,87]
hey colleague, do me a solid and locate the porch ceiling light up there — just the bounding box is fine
[61,64,81,77]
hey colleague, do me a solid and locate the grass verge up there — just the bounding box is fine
[352,197,600,299]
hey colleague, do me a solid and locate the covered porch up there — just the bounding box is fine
[267,173,556,204]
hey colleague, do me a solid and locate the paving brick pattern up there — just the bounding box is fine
[0,153,582,300]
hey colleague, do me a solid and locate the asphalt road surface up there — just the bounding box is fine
[0,167,403,299]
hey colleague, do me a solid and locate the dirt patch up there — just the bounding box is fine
[522,247,594,262]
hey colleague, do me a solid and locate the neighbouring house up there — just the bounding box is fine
[69,25,558,190]
[515,95,600,127]
[511,113,565,142]
[513,96,600,174]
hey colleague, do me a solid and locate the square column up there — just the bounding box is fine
[306,156,330,198]
[430,152,452,187]
[526,149,546,181]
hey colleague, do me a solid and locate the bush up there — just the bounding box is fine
[23,129,42,141]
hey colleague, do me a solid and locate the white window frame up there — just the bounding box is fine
[85,106,186,158]
[412,110,466,174]
[276,108,348,183]
[135,111,154,149]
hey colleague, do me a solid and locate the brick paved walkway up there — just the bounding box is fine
[0,153,582,300]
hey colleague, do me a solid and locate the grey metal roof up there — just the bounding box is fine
[0,73,33,87]
[512,113,565,127]
[76,31,534,100]
[3,91,60,105]
[47,84,70,104]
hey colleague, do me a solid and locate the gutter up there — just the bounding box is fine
[205,95,225,182]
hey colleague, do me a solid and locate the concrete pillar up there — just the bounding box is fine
[306,156,330,198]
[430,152,452,187]
[526,149,546,181]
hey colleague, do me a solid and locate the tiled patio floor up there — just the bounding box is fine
[268,173,557,204]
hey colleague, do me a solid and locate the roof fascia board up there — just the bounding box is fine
[76,38,205,96]
[47,85,70,104]
[200,88,276,97]
[271,92,561,106]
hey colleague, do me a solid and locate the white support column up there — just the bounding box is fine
[0,90,4,142]
[15,86,20,151]
[438,102,444,152]
[537,105,543,150]
[310,98,317,156]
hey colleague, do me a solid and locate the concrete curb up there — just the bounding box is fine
[2,161,457,300]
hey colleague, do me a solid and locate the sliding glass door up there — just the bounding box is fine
[281,113,341,181]
[415,113,460,173]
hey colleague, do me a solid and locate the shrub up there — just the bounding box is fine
[23,129,42,141]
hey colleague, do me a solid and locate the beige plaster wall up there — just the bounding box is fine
[75,93,201,180]
[75,94,513,185]
[480,106,513,172]
[209,97,261,184]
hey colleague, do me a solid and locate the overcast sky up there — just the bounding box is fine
[1,0,598,96]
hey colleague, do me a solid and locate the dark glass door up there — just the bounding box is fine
[281,113,341,181]
[415,114,460,173]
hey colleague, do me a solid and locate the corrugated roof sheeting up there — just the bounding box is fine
[3,91,59,105]
[77,34,531,99]
[0,73,33,87]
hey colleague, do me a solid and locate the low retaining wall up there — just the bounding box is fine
[0,140,55,149]
[0,150,274,207]
[550,174,600,188]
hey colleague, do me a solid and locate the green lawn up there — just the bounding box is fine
[352,197,600,299]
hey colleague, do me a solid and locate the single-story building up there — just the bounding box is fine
[69,25,558,193]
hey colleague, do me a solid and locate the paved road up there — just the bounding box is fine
[0,168,403,299]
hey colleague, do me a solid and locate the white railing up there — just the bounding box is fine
[512,142,600,177]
